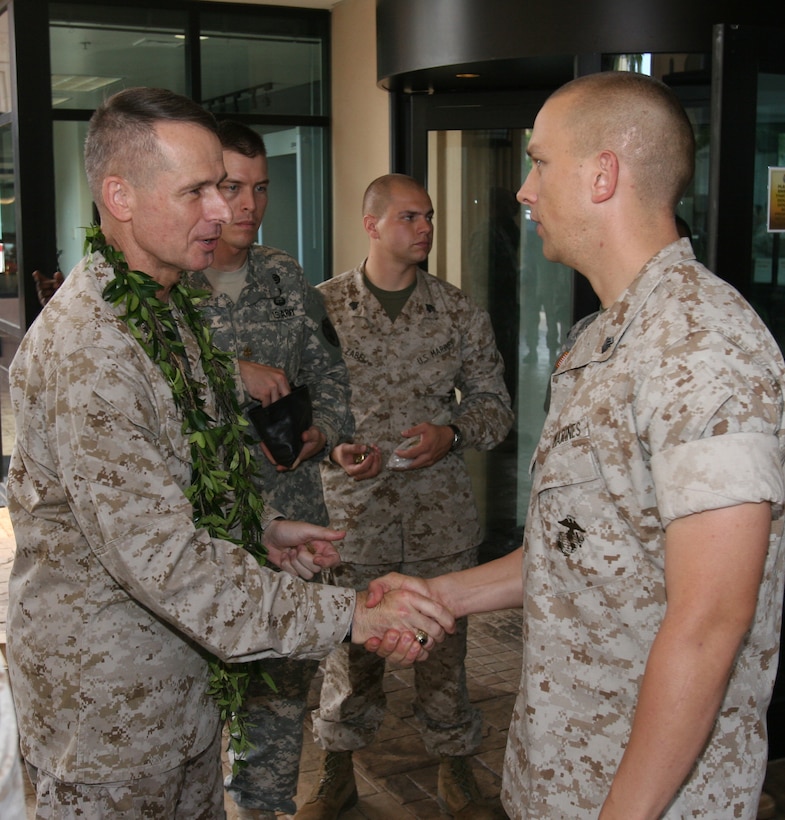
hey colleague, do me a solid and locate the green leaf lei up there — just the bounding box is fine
[88,224,272,771]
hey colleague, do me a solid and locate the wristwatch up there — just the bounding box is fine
[448,424,463,452]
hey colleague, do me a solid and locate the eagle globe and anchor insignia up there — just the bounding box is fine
[557,515,586,556]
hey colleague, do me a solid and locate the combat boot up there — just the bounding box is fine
[294,750,358,819]
[233,808,277,820]
[757,791,777,820]
[437,755,498,819]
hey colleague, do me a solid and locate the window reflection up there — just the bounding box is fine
[49,4,187,108]
[201,36,324,117]
[200,10,325,118]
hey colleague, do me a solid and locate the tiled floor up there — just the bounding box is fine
[1,505,784,819]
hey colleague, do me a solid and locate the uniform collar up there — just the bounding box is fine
[347,262,441,323]
[557,238,696,371]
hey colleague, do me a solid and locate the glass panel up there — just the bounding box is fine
[428,128,573,558]
[0,122,18,477]
[53,120,328,292]
[200,11,325,117]
[605,53,713,265]
[749,73,785,351]
[49,4,188,109]
[229,124,327,285]
[0,124,18,309]
[258,125,326,285]
[53,121,93,277]
[0,10,10,115]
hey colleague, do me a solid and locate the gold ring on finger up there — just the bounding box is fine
[415,629,428,646]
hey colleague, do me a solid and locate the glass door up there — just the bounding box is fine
[426,123,574,562]
[402,90,579,561]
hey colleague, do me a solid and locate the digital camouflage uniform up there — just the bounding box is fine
[6,251,356,816]
[184,244,353,813]
[502,240,785,818]
[314,264,513,756]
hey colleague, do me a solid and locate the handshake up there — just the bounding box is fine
[350,575,450,666]
[263,518,454,667]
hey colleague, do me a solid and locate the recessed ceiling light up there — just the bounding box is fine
[456,73,480,79]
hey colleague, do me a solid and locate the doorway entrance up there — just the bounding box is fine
[426,123,574,561]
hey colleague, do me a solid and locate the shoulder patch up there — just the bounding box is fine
[322,316,340,347]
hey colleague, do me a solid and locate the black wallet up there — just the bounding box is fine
[245,384,313,468]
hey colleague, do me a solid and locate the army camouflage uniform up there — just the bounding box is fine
[502,240,785,818]
[314,264,513,756]
[6,251,356,816]
[184,245,353,813]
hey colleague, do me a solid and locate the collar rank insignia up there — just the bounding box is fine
[557,515,586,556]
[350,301,359,310]
[601,337,614,353]
[426,304,435,312]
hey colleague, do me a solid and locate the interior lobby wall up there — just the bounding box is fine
[330,0,389,275]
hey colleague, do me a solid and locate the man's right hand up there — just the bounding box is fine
[350,587,454,665]
[238,360,290,406]
[361,573,448,658]
[330,442,383,480]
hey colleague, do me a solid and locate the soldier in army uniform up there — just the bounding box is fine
[298,174,513,820]
[367,72,785,819]
[183,121,354,820]
[5,88,453,819]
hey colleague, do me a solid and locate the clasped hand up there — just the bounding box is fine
[262,521,455,666]
[350,585,454,665]
[263,519,343,580]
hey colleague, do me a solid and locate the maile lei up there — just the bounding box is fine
[88,224,271,772]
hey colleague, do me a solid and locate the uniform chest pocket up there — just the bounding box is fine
[415,347,459,397]
[536,435,637,595]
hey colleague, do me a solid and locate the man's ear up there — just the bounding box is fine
[591,150,619,204]
[102,176,134,222]
[363,213,380,240]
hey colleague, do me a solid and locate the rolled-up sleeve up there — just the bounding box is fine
[639,332,785,528]
[652,433,785,527]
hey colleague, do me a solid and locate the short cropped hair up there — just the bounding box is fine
[362,173,427,217]
[551,72,696,211]
[84,87,219,208]
[216,120,267,159]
